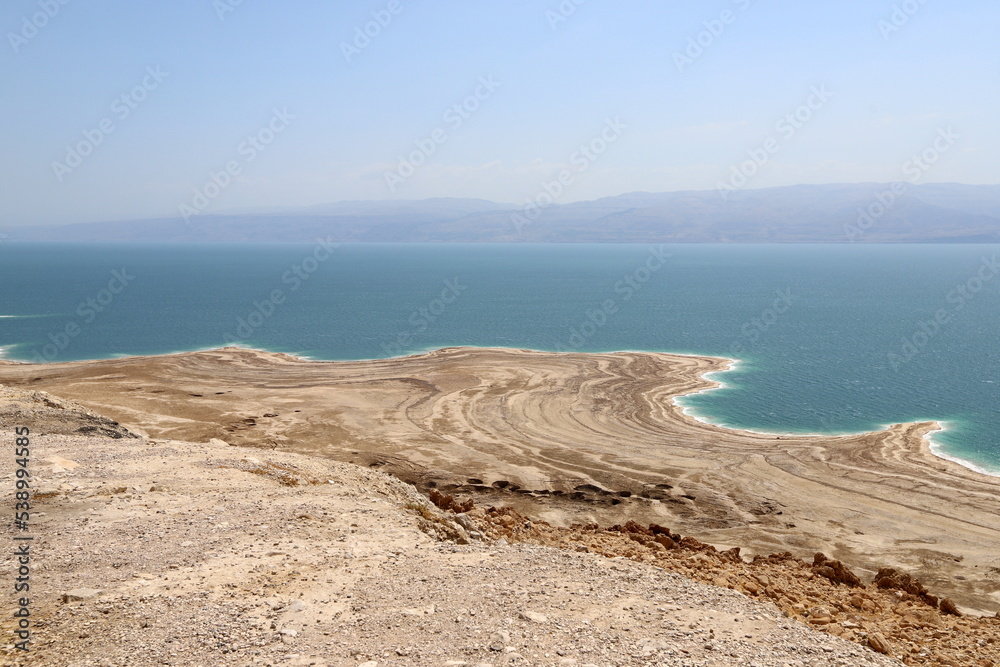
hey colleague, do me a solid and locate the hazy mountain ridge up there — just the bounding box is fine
[5,184,1000,243]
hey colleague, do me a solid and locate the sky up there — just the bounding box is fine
[1,0,997,226]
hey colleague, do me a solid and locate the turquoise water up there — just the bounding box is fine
[1,242,998,475]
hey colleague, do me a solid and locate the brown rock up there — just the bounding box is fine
[428,489,474,513]
[940,598,962,616]
[608,520,649,536]
[812,553,862,587]
[873,567,928,597]
[62,588,102,603]
[807,606,833,624]
[867,632,892,655]
[679,536,706,550]
[654,535,677,550]
[719,546,742,563]
[517,610,548,623]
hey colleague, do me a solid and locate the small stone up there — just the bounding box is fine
[518,610,548,623]
[42,455,80,471]
[807,605,832,624]
[402,604,436,616]
[868,632,892,655]
[62,588,102,603]
[939,598,962,616]
[488,630,511,651]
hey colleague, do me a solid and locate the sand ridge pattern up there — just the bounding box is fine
[1,346,998,614]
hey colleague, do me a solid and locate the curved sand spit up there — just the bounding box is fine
[2,346,998,612]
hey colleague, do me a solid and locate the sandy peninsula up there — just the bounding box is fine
[1,346,998,616]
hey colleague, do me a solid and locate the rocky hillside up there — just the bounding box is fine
[454,499,1000,666]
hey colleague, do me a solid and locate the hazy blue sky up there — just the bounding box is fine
[2,0,996,225]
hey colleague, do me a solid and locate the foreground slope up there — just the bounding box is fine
[0,386,906,667]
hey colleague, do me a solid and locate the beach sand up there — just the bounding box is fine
[2,346,998,614]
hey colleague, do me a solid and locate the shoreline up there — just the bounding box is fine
[925,422,1000,478]
[670,357,1000,480]
[4,342,997,481]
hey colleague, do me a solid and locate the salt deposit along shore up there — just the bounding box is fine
[1,346,998,619]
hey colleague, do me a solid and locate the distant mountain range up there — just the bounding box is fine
[6,183,1000,243]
